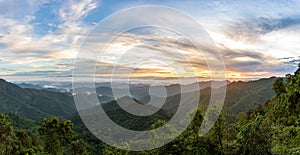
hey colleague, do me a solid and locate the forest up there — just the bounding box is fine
[0,65,300,155]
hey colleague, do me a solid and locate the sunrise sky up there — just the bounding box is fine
[0,0,300,82]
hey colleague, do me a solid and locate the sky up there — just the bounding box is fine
[0,0,300,82]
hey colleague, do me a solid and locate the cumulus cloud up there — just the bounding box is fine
[0,0,99,79]
[1,0,300,81]
[59,0,98,22]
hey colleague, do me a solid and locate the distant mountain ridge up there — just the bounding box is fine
[0,77,276,121]
[139,78,276,117]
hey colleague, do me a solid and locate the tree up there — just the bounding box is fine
[147,106,225,155]
[235,114,272,155]
[65,139,89,155]
[0,114,19,155]
[285,73,300,112]
[294,63,300,75]
[272,78,285,96]
[15,130,34,154]
[38,117,78,154]
[272,126,300,154]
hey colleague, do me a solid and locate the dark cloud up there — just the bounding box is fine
[284,58,300,65]
[218,44,290,73]
[277,57,300,71]
[225,16,300,42]
[9,70,67,77]
[255,16,300,33]
[279,57,294,60]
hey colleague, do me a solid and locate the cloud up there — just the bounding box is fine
[225,16,300,42]
[0,0,99,80]
[218,44,294,77]
[81,26,297,79]
[0,0,42,17]
[59,0,98,22]
[90,28,210,77]
[284,58,300,66]
[1,0,300,81]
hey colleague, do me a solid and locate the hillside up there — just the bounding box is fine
[101,66,300,154]
[140,77,276,118]
[226,77,276,115]
[0,77,275,121]
[0,79,76,119]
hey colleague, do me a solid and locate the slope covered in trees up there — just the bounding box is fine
[103,65,300,154]
[0,77,274,121]
[0,79,76,119]
[0,114,88,155]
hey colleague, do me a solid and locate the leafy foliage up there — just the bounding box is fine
[38,117,78,154]
[0,114,88,155]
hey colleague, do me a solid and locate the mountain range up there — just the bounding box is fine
[0,77,276,121]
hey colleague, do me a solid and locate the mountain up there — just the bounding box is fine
[17,83,44,90]
[0,77,278,154]
[0,79,76,120]
[16,81,72,92]
[139,77,276,118]
[93,81,229,102]
[225,77,276,115]
[1,77,275,121]
[68,95,172,151]
[102,96,171,130]
[159,77,275,121]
